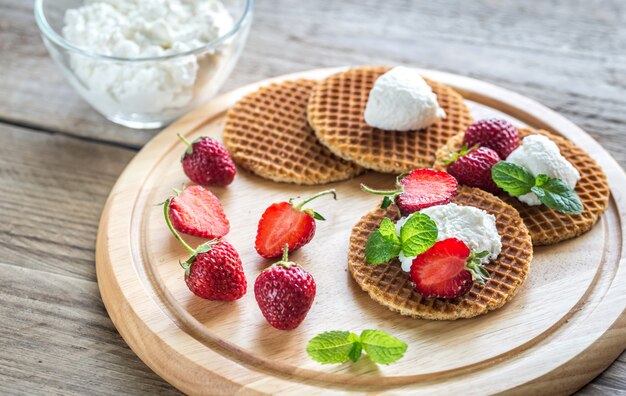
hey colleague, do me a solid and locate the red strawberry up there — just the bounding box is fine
[254,246,316,330]
[361,169,458,216]
[255,189,336,259]
[447,147,501,194]
[463,119,520,159]
[164,202,246,301]
[167,185,230,239]
[178,134,236,187]
[410,238,489,298]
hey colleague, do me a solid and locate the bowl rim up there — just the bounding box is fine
[34,0,253,62]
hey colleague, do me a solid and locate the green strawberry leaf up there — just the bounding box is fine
[359,330,408,365]
[306,331,360,364]
[491,161,536,196]
[531,176,583,215]
[365,218,401,265]
[399,213,438,257]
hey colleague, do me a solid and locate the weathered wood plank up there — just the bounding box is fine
[0,124,181,394]
[1,0,625,162]
[0,261,181,396]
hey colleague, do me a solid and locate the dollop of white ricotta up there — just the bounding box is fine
[506,134,580,206]
[395,203,502,272]
[364,66,446,131]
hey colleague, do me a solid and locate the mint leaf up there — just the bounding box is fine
[365,218,401,264]
[360,330,408,365]
[531,177,583,215]
[306,331,360,364]
[491,161,536,196]
[399,213,437,257]
[347,333,362,362]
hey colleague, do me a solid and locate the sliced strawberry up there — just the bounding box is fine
[167,185,229,239]
[361,169,457,216]
[255,189,336,259]
[410,238,488,299]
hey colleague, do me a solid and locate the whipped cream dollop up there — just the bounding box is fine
[62,0,233,116]
[506,134,581,206]
[395,203,502,272]
[364,66,446,131]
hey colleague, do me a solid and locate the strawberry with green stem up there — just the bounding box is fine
[178,133,237,187]
[254,245,316,330]
[164,198,246,301]
[255,189,337,259]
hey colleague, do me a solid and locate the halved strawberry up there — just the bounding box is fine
[255,189,336,259]
[167,185,229,239]
[409,238,490,298]
[361,169,458,215]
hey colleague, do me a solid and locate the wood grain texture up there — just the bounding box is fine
[96,69,626,395]
[0,0,624,394]
[0,124,180,395]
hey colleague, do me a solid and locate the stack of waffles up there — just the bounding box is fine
[222,66,609,319]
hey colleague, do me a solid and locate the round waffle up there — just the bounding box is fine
[433,128,610,245]
[223,79,362,185]
[306,66,473,173]
[348,186,533,320]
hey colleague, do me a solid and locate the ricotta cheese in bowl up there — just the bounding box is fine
[36,0,252,128]
[395,203,502,272]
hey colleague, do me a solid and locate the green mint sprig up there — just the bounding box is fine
[306,330,407,365]
[365,213,437,265]
[491,161,583,215]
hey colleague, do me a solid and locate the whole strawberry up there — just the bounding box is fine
[167,185,230,239]
[255,189,336,259]
[178,133,236,186]
[361,169,458,216]
[447,146,501,194]
[164,199,246,300]
[463,119,520,159]
[255,246,316,330]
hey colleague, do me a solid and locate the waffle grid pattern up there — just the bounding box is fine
[223,79,362,185]
[348,186,533,320]
[307,66,474,173]
[433,128,610,245]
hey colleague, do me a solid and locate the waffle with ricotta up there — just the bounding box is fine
[306,66,473,173]
[348,186,533,320]
[432,128,610,245]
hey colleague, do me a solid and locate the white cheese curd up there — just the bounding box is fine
[395,203,502,272]
[506,134,580,206]
[62,0,233,116]
[364,66,446,131]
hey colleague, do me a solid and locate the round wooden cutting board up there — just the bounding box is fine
[96,68,626,395]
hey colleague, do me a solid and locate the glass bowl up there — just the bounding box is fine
[34,0,253,129]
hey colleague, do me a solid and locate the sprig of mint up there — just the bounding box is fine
[306,330,407,365]
[365,213,437,265]
[491,161,583,215]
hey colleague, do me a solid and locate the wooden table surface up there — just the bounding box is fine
[1,0,624,394]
